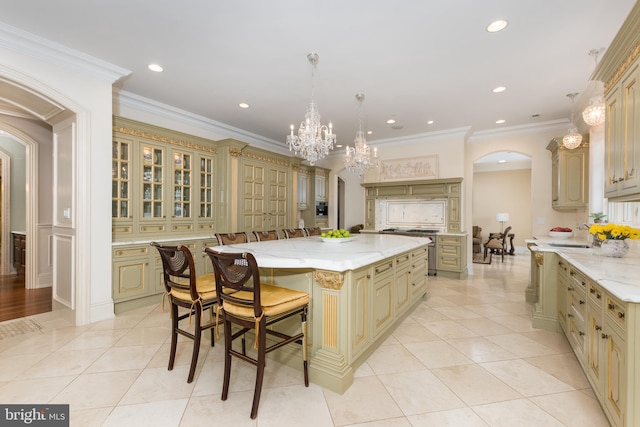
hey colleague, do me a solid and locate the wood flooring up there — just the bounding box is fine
[0,274,51,322]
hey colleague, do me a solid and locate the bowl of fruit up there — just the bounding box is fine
[320,229,355,243]
[549,227,573,239]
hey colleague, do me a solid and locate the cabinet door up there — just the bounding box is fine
[587,305,605,396]
[112,246,151,302]
[603,322,626,427]
[297,172,309,210]
[198,155,216,233]
[557,259,568,332]
[372,260,394,337]
[112,138,133,234]
[620,63,640,196]
[436,236,462,272]
[241,162,266,230]
[394,252,411,314]
[605,86,623,197]
[170,149,194,233]
[350,267,370,359]
[315,175,326,201]
[140,144,166,226]
[268,166,288,229]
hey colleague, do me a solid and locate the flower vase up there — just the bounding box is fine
[600,239,629,258]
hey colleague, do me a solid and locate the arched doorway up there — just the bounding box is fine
[472,151,532,254]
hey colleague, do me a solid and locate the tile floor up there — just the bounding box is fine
[0,253,611,426]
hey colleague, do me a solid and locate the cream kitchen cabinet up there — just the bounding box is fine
[546,137,589,209]
[297,169,309,210]
[112,117,218,240]
[531,246,638,427]
[435,234,467,279]
[594,8,640,202]
[315,174,327,202]
[240,155,289,232]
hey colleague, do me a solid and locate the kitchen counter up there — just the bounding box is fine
[207,234,430,394]
[208,233,428,272]
[527,236,640,302]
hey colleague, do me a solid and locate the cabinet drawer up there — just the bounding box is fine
[437,235,462,246]
[605,294,626,331]
[114,246,149,258]
[373,260,394,277]
[588,281,603,308]
[438,245,461,257]
[395,252,411,269]
[569,267,587,294]
[568,290,587,321]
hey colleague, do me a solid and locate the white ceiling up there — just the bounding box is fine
[0,1,636,148]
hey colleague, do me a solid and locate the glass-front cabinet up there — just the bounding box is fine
[141,144,165,221]
[172,151,191,220]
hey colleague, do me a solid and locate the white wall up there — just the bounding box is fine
[0,23,129,324]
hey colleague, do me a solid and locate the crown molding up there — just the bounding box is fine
[0,22,130,83]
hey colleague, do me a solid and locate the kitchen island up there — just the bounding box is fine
[208,233,430,393]
[527,237,640,427]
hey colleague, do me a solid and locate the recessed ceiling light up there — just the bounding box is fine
[336,144,343,148]
[148,63,164,72]
[498,159,507,164]
[367,131,373,135]
[496,119,506,124]
[427,120,434,125]
[238,103,250,109]
[492,86,507,93]
[487,19,508,33]
[386,119,396,124]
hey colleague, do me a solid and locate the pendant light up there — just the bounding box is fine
[562,93,582,149]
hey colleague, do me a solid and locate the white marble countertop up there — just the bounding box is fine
[113,235,215,246]
[528,236,640,303]
[11,231,26,235]
[208,234,429,272]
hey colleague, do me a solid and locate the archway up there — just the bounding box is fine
[472,151,532,254]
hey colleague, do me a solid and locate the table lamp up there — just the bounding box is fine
[496,212,509,233]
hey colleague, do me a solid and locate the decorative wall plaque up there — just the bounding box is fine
[379,155,438,182]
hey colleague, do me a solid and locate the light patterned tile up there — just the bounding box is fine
[408,408,489,426]
[472,398,565,426]
[367,344,426,375]
[480,359,574,396]
[404,340,474,368]
[529,390,610,426]
[432,364,521,405]
[103,398,188,427]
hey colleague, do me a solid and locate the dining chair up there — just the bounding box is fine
[483,226,512,262]
[304,227,321,236]
[203,248,309,419]
[151,242,217,383]
[283,228,306,238]
[215,232,249,245]
[252,230,280,242]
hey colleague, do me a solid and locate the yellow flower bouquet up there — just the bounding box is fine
[589,223,640,241]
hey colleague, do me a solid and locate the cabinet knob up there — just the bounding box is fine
[596,293,601,299]
[618,311,625,319]
[601,333,609,339]
[567,286,574,291]
[579,331,585,337]
[595,325,602,331]
[608,303,615,310]
[579,300,585,305]
[567,313,573,318]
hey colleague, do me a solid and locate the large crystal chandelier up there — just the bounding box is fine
[344,93,380,177]
[563,93,583,150]
[286,53,336,165]
[582,48,606,127]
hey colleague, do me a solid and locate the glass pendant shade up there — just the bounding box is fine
[562,126,583,149]
[562,93,582,149]
[582,95,606,126]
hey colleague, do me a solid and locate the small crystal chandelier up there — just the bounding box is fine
[563,93,583,149]
[286,53,336,165]
[344,93,380,177]
[582,48,606,127]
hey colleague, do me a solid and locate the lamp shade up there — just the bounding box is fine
[496,212,510,222]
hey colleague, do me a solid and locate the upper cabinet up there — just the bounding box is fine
[112,117,218,240]
[546,137,589,209]
[594,3,640,201]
